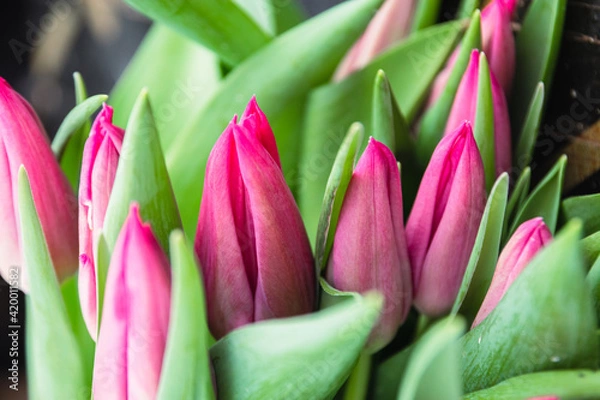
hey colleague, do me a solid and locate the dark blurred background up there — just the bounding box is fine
[1,0,600,398]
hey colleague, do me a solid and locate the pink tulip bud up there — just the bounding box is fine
[333,0,417,81]
[0,77,77,291]
[93,204,171,400]
[406,122,485,317]
[472,217,552,328]
[78,104,125,339]
[195,98,315,339]
[445,50,512,176]
[427,0,516,104]
[326,138,412,352]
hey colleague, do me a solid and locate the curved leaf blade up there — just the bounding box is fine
[514,83,544,169]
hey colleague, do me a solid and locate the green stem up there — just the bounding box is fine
[343,351,372,400]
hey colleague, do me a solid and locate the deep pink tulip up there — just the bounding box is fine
[427,0,516,104]
[334,0,416,81]
[472,217,552,328]
[445,50,512,176]
[0,77,77,291]
[93,204,171,400]
[406,122,485,317]
[195,98,315,339]
[78,104,125,339]
[327,138,412,352]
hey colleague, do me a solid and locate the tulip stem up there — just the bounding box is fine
[343,351,372,400]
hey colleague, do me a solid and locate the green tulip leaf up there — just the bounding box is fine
[210,292,383,400]
[514,83,544,169]
[503,167,531,242]
[269,0,306,34]
[451,173,508,322]
[508,155,566,236]
[319,277,361,311]
[461,220,598,393]
[464,369,600,400]
[587,255,600,322]
[110,24,222,153]
[315,123,363,269]
[166,0,385,236]
[397,317,465,400]
[94,233,110,338]
[581,231,600,269]
[57,73,100,190]
[416,10,480,165]
[104,89,182,253]
[510,0,567,133]
[473,52,496,191]
[18,167,90,399]
[457,0,479,18]
[157,231,215,400]
[562,192,600,236]
[123,0,272,66]
[299,20,463,240]
[410,0,442,33]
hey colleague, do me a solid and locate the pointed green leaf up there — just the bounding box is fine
[104,89,182,252]
[315,123,363,268]
[372,71,397,153]
[509,155,566,236]
[473,53,496,191]
[410,0,442,33]
[397,317,465,400]
[581,231,600,268]
[451,174,508,321]
[110,24,221,153]
[210,292,383,400]
[514,83,544,169]
[587,255,600,322]
[461,220,598,393]
[166,0,385,236]
[94,233,110,338]
[562,192,600,236]
[52,94,107,157]
[416,10,480,165]
[157,231,215,400]
[19,167,89,399]
[299,20,463,240]
[123,0,272,66]
[503,167,531,241]
[269,0,306,33]
[510,0,567,133]
[457,0,479,18]
[464,370,600,400]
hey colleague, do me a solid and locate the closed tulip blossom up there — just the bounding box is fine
[334,0,416,81]
[427,0,516,105]
[445,50,512,176]
[195,97,315,339]
[472,218,552,328]
[78,104,125,339]
[0,77,77,291]
[406,122,485,317]
[93,204,171,400]
[327,138,412,352]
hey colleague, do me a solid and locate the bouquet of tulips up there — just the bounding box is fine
[3,0,599,398]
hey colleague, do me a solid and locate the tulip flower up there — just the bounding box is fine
[427,0,516,104]
[472,218,552,328]
[445,50,512,176]
[78,104,125,339]
[0,77,77,291]
[334,0,416,81]
[326,138,412,352]
[93,204,171,400]
[195,98,315,339]
[406,121,485,317]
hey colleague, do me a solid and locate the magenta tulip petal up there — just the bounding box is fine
[407,122,485,316]
[472,218,552,327]
[327,138,412,351]
[78,103,124,339]
[0,77,77,291]
[93,204,170,400]
[334,0,416,81]
[195,97,315,339]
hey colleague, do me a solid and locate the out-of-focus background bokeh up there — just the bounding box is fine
[1,0,600,398]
